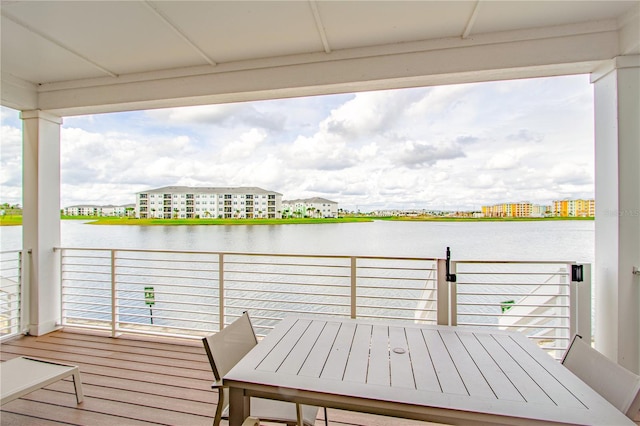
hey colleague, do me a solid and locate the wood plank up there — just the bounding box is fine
[1,398,166,426]
[492,334,585,408]
[3,339,210,371]
[258,318,311,372]
[367,325,390,386]
[405,327,440,392]
[422,329,468,395]
[298,320,340,378]
[456,331,524,402]
[0,345,210,382]
[278,319,325,375]
[440,329,494,398]
[343,323,372,383]
[1,351,212,391]
[474,332,553,405]
[389,326,415,389]
[321,321,356,380]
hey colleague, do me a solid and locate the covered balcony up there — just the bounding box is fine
[1,1,639,424]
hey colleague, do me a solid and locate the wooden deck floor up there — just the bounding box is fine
[0,329,434,426]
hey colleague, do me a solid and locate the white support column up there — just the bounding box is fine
[592,55,640,373]
[21,110,63,336]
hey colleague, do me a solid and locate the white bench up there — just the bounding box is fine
[1,356,84,405]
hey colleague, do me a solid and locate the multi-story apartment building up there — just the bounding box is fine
[482,202,533,218]
[136,186,283,219]
[282,197,338,218]
[553,199,595,217]
[63,204,134,217]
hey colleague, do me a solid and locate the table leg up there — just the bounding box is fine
[71,368,84,403]
[229,387,250,426]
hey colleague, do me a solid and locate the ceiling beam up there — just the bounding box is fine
[309,0,331,53]
[35,28,620,116]
[462,1,482,39]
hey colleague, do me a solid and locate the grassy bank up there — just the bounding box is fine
[0,215,22,226]
[84,216,374,225]
[1,215,594,226]
[376,216,594,222]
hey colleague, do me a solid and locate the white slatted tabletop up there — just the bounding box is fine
[224,316,634,426]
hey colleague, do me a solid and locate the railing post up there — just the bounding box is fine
[571,263,592,341]
[110,250,117,337]
[219,253,225,330]
[22,249,32,335]
[350,257,357,319]
[436,259,449,325]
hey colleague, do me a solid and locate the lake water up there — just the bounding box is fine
[2,219,594,263]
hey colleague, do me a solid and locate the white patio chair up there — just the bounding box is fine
[562,334,640,419]
[1,356,84,405]
[202,312,324,426]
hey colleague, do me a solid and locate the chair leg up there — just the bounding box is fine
[295,403,305,426]
[213,388,227,426]
[324,407,328,426]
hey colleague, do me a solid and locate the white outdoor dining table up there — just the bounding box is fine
[224,315,634,426]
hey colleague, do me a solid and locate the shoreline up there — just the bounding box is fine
[0,215,594,226]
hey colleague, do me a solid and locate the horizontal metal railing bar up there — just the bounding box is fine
[358,294,435,302]
[357,283,436,290]
[224,269,351,280]
[223,296,348,308]
[116,297,217,309]
[455,260,576,264]
[224,287,348,298]
[359,305,436,313]
[110,280,217,291]
[458,292,569,297]
[115,265,218,274]
[458,322,570,330]
[458,303,570,309]
[225,305,347,317]
[456,272,570,276]
[0,306,21,314]
[117,313,217,326]
[63,302,111,310]
[356,313,432,322]
[225,260,350,269]
[224,278,348,288]
[116,255,219,265]
[62,271,112,278]
[355,275,433,282]
[62,281,111,288]
[58,247,439,263]
[459,312,569,319]
[456,283,570,287]
[114,272,217,282]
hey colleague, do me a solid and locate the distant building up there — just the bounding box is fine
[63,204,134,217]
[553,199,595,217]
[136,186,282,219]
[282,197,338,218]
[481,202,551,218]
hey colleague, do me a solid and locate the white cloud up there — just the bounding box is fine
[0,75,595,211]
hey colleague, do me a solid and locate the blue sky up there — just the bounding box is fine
[1,74,594,212]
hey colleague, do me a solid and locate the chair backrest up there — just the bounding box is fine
[562,334,640,419]
[202,312,258,381]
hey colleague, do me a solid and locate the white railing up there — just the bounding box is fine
[58,248,438,337]
[448,260,591,358]
[57,248,591,355]
[0,249,26,340]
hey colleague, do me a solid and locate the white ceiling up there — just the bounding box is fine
[1,0,638,115]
